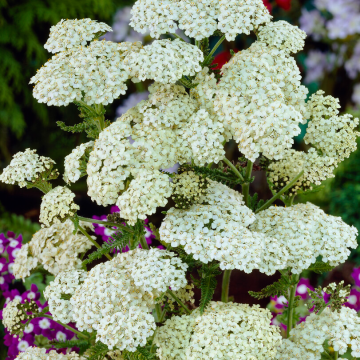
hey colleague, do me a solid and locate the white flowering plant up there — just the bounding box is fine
[1,3,360,360]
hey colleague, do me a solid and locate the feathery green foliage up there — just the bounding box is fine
[307,260,335,274]
[85,342,109,360]
[123,347,157,360]
[51,339,90,354]
[82,231,132,267]
[248,193,265,212]
[249,274,292,300]
[199,263,221,314]
[182,164,244,187]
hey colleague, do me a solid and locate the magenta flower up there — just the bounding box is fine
[345,288,360,311]
[296,278,314,300]
[352,267,360,287]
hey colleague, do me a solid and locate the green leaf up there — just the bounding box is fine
[172,247,202,270]
[199,263,221,314]
[123,347,157,360]
[82,231,132,267]
[249,274,291,300]
[71,215,80,235]
[179,77,198,89]
[84,342,109,360]
[51,339,90,354]
[307,261,334,274]
[56,120,87,134]
[296,185,326,196]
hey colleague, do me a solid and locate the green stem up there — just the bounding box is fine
[242,161,253,207]
[78,216,134,234]
[76,100,97,115]
[155,304,162,322]
[286,274,300,338]
[203,34,226,64]
[139,234,149,250]
[223,158,244,182]
[221,270,232,303]
[78,224,112,261]
[317,299,333,316]
[166,289,191,315]
[170,33,186,42]
[334,351,338,360]
[42,315,88,340]
[255,170,304,213]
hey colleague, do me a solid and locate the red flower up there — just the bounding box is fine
[263,0,272,12]
[276,0,292,11]
[212,50,239,70]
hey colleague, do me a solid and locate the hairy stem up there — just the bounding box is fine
[166,289,191,315]
[223,158,245,182]
[170,33,186,42]
[255,170,304,213]
[42,315,88,340]
[78,224,112,261]
[242,161,253,207]
[221,270,232,303]
[204,34,226,64]
[139,235,149,250]
[78,216,134,234]
[286,274,300,338]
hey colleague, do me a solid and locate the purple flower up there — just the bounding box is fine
[351,267,360,287]
[345,288,360,311]
[270,295,288,312]
[296,278,314,300]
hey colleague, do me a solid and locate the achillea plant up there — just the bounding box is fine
[1,2,360,359]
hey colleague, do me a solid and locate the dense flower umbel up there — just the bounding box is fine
[14,347,84,360]
[276,307,360,359]
[39,186,79,227]
[69,249,187,350]
[130,0,272,40]
[0,149,57,188]
[155,301,282,360]
[250,203,358,273]
[13,220,93,279]
[44,19,113,53]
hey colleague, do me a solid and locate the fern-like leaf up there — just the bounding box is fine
[123,347,157,360]
[85,342,109,360]
[179,77,198,89]
[56,121,87,133]
[199,263,221,314]
[307,260,334,274]
[82,232,132,267]
[182,164,244,187]
[249,274,292,300]
[171,246,202,270]
[51,339,90,354]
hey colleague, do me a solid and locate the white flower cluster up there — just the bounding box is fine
[130,0,271,41]
[2,299,21,335]
[39,186,79,227]
[64,141,94,184]
[155,301,282,360]
[44,270,87,323]
[124,39,203,84]
[44,19,113,53]
[250,203,358,273]
[161,180,288,274]
[305,91,360,164]
[0,149,56,188]
[267,148,336,195]
[30,40,140,107]
[12,244,38,280]
[13,220,93,278]
[67,249,187,351]
[276,307,360,359]
[117,170,172,225]
[14,347,84,360]
[124,248,188,293]
[258,21,307,54]
[215,41,308,161]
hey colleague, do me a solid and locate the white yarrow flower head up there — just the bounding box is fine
[258,20,307,53]
[12,244,38,281]
[0,149,57,188]
[39,186,79,227]
[130,0,271,41]
[70,249,187,350]
[276,307,360,359]
[267,148,336,196]
[124,39,204,84]
[30,40,140,107]
[44,269,87,324]
[250,203,358,273]
[15,219,94,276]
[155,302,282,360]
[116,170,172,226]
[215,41,308,161]
[44,18,113,53]
[64,141,94,184]
[2,298,22,335]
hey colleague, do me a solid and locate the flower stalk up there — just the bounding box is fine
[221,270,232,303]
[286,273,300,337]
